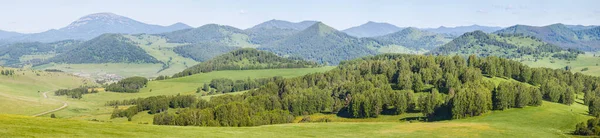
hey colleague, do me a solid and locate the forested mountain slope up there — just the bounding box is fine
[172,48,319,78]
[259,22,379,64]
[47,34,159,64]
[0,40,82,67]
[429,31,583,60]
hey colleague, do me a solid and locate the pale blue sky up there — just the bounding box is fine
[1,0,598,33]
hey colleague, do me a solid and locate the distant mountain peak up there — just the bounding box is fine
[342,21,403,37]
[249,19,318,30]
[64,12,134,30]
[305,22,337,35]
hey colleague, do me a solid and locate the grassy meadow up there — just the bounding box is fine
[521,53,600,76]
[0,67,93,115]
[0,99,589,138]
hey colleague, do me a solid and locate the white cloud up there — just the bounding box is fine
[239,9,247,14]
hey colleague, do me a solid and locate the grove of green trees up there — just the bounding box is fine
[54,87,98,99]
[105,76,148,93]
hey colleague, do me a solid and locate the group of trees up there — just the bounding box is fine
[110,94,196,121]
[0,69,15,76]
[54,87,98,99]
[203,77,284,94]
[172,48,320,78]
[492,82,542,110]
[575,117,600,136]
[105,76,148,93]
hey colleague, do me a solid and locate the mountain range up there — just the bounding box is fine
[495,23,600,51]
[1,13,191,43]
[246,20,318,44]
[0,12,598,68]
[260,22,379,64]
[428,30,581,60]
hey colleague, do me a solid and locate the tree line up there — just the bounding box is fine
[201,76,284,94]
[54,87,98,99]
[0,69,15,76]
[105,76,148,93]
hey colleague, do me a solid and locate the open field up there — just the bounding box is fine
[0,67,93,115]
[520,53,600,76]
[0,99,589,138]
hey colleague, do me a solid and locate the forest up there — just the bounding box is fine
[105,76,149,93]
[110,53,600,127]
[172,48,319,78]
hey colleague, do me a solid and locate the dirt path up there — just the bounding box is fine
[32,91,68,117]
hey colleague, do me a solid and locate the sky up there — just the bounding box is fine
[0,0,598,33]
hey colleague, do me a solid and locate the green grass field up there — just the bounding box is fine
[521,53,600,76]
[0,99,589,137]
[0,67,93,115]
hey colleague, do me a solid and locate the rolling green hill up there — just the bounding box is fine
[173,48,319,77]
[260,22,379,64]
[429,31,582,60]
[160,24,258,48]
[372,27,454,51]
[495,24,600,51]
[47,34,160,64]
[0,67,93,115]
